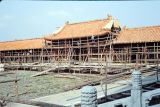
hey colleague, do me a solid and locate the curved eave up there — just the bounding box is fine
[44,31,111,41]
[113,40,160,45]
[0,47,43,52]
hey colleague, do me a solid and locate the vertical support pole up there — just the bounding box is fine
[79,38,81,73]
[144,44,147,65]
[98,36,100,73]
[105,33,112,101]
[121,50,123,63]
[58,40,59,73]
[124,48,127,68]
[105,54,108,101]
[53,41,56,63]
[157,42,159,82]
[50,45,52,63]
[87,37,91,74]
[68,40,71,73]
[41,48,44,64]
[0,51,1,63]
[157,59,159,82]
[136,53,138,67]
[15,80,19,100]
[154,42,156,64]
[109,33,112,63]
[65,39,67,64]
[130,43,133,63]
[72,38,74,63]
[71,38,74,73]
[137,44,139,64]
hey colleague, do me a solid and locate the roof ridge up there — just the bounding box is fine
[124,25,160,31]
[67,18,109,25]
[51,24,67,37]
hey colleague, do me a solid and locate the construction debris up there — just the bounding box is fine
[0,79,20,84]
[31,67,57,77]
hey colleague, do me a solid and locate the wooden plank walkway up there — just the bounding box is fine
[31,67,58,77]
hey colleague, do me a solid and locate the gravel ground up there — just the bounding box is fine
[0,70,94,100]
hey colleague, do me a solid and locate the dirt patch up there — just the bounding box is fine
[0,70,96,100]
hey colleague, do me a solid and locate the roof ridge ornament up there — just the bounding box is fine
[123,26,127,30]
[111,19,121,33]
[65,21,69,25]
[107,14,112,20]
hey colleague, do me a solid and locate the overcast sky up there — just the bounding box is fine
[0,1,160,41]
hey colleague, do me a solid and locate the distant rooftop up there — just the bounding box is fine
[0,38,45,51]
[114,25,160,44]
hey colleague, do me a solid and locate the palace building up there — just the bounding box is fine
[0,15,160,67]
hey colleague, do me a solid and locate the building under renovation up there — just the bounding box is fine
[1,15,160,107]
[0,15,160,73]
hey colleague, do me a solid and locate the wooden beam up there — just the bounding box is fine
[0,79,20,84]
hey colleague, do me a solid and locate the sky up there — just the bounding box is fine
[0,1,160,41]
